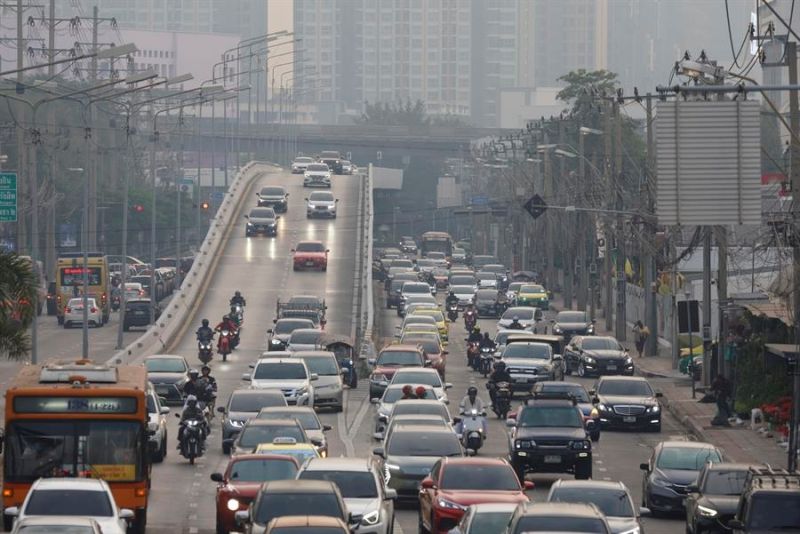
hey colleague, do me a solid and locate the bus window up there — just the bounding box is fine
[60,268,102,286]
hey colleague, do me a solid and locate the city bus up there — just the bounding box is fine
[420,231,453,258]
[55,252,110,325]
[2,359,151,533]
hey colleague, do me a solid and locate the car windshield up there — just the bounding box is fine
[450,276,475,285]
[259,411,321,430]
[309,192,334,201]
[307,164,329,171]
[405,338,440,354]
[518,406,582,428]
[416,310,443,322]
[382,387,432,403]
[549,487,634,517]
[748,494,800,530]
[260,187,285,195]
[145,358,186,373]
[538,384,590,402]
[229,458,298,482]
[656,447,722,470]
[290,331,322,344]
[392,403,447,418]
[558,311,588,323]
[25,489,113,517]
[386,431,461,456]
[67,298,96,308]
[451,286,474,294]
[296,242,325,253]
[298,471,378,498]
[393,371,441,387]
[503,343,551,360]
[441,464,519,491]
[515,516,607,533]
[16,527,96,534]
[404,316,436,326]
[274,320,314,334]
[503,308,534,320]
[403,284,430,294]
[702,470,749,495]
[378,351,422,366]
[581,338,621,350]
[477,272,496,280]
[508,282,524,292]
[521,285,544,292]
[300,356,339,375]
[470,511,515,533]
[254,363,307,380]
[476,289,497,300]
[229,393,285,412]
[254,492,342,525]
[249,208,275,218]
[238,425,305,447]
[597,380,653,397]
[294,157,313,163]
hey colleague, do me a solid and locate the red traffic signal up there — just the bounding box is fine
[131,204,144,213]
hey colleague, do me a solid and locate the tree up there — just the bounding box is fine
[357,99,429,127]
[0,251,37,360]
[556,69,619,117]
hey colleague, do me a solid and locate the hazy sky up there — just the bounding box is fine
[268,0,294,35]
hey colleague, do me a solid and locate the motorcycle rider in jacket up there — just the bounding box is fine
[229,290,246,307]
[196,319,214,342]
[445,291,459,308]
[177,395,208,449]
[456,386,488,435]
[467,326,482,344]
[488,361,512,407]
[479,332,497,351]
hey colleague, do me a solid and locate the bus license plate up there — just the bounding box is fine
[544,455,561,464]
[623,416,636,423]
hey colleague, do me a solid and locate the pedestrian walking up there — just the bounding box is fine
[633,320,650,358]
[711,374,733,426]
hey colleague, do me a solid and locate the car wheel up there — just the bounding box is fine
[577,362,587,377]
[564,357,573,375]
[153,436,166,463]
[57,315,64,325]
[590,431,600,442]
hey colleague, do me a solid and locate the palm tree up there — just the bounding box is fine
[0,251,37,360]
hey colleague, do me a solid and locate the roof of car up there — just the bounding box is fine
[290,350,335,358]
[145,354,185,360]
[658,440,720,450]
[387,424,456,436]
[230,389,285,398]
[516,501,604,518]
[30,478,109,491]
[301,457,376,471]
[244,418,303,428]
[267,515,348,528]
[255,358,308,366]
[381,344,424,352]
[704,462,758,471]
[226,453,300,465]
[597,375,649,383]
[440,457,511,468]
[125,298,153,304]
[393,367,440,376]
[551,479,627,491]
[259,479,340,494]
[390,414,449,423]
[258,406,317,416]
[523,398,581,409]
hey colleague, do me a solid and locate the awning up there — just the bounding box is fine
[743,301,792,326]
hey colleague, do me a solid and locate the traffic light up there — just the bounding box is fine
[131,204,144,213]
[200,201,210,210]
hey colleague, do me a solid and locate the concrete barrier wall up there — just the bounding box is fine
[107,161,277,365]
[358,165,376,363]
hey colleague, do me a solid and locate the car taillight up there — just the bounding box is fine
[65,307,71,313]
[90,307,97,313]
[139,290,145,296]
[101,292,107,302]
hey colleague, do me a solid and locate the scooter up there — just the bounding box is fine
[111,294,121,311]
[447,302,458,322]
[175,414,206,465]
[217,329,233,362]
[459,408,486,453]
[198,338,214,364]
[489,381,512,419]
[464,310,477,332]
[230,304,244,327]
[466,342,479,369]
[478,346,494,377]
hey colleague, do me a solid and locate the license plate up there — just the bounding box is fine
[544,455,561,464]
[134,310,145,315]
[305,261,314,266]
[606,365,617,371]
[623,416,636,423]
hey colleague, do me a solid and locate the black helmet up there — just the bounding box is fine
[188,369,199,379]
[467,386,478,396]
[483,332,490,339]
[449,290,455,296]
[235,290,241,297]
[201,365,211,374]
[201,318,209,327]
[495,361,506,371]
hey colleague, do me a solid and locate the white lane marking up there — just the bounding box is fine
[395,521,405,534]
[598,467,608,472]
[338,389,354,457]
[189,528,198,534]
[595,460,603,464]
[344,392,373,451]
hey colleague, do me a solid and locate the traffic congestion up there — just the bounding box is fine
[0,155,795,534]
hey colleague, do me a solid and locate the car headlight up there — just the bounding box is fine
[229,419,245,427]
[270,339,282,345]
[586,324,595,334]
[583,355,596,364]
[619,527,641,534]
[371,373,388,383]
[437,497,467,511]
[697,505,718,518]
[296,385,308,394]
[625,356,633,365]
[385,463,401,471]
[552,325,562,334]
[226,498,240,511]
[515,440,535,449]
[597,403,609,412]
[570,440,591,450]
[308,204,316,209]
[361,509,380,525]
[147,421,159,432]
[646,405,660,413]
[246,222,253,227]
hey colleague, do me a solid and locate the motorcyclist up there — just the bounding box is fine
[456,386,488,435]
[445,290,459,308]
[401,384,416,400]
[177,395,207,449]
[182,369,204,398]
[200,365,217,392]
[507,315,525,330]
[488,361,512,407]
[415,385,428,399]
[229,290,246,308]
[479,332,497,351]
[196,319,214,343]
[467,325,482,344]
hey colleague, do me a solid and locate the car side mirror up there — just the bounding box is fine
[505,419,516,428]
[588,389,596,396]
[378,414,388,423]
[217,406,226,414]
[174,413,181,419]
[585,420,597,431]
[304,197,308,201]
[655,392,663,398]
[276,215,281,220]
[686,484,699,493]
[638,506,651,517]
[592,397,600,404]
[326,249,330,253]
[444,383,453,389]
[367,358,376,366]
[119,509,135,521]
[442,350,449,356]
[524,481,535,490]
[453,416,462,424]
[370,398,380,404]
[420,477,436,489]
[385,488,398,500]
[3,507,18,517]
[639,463,649,471]
[210,472,224,483]
[241,373,251,381]
[310,373,319,381]
[335,199,340,202]
[372,447,385,458]
[323,425,332,432]
[267,328,273,334]
[244,214,249,219]
[160,406,170,415]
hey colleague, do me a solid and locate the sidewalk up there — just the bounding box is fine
[549,293,791,468]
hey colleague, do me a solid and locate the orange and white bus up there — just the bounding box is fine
[55,252,111,325]
[2,359,151,532]
[420,231,453,258]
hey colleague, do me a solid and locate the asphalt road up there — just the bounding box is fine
[144,165,363,533]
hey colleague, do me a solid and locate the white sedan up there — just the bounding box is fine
[63,297,103,328]
[303,163,332,188]
[4,478,134,534]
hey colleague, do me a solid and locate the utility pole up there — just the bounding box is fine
[614,101,627,342]
[702,228,712,387]
[87,6,99,251]
[543,132,555,290]
[644,94,658,357]
[48,0,55,74]
[717,226,728,377]
[787,39,800,472]
[560,119,573,309]
[45,0,56,277]
[577,131,587,311]
[15,0,25,252]
[603,102,613,332]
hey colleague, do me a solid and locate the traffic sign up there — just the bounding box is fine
[523,194,546,220]
[211,191,224,202]
[471,196,489,206]
[0,172,17,222]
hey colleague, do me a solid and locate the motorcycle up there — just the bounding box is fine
[446,302,459,322]
[231,325,241,349]
[488,381,512,419]
[197,338,214,364]
[466,342,479,369]
[464,310,477,332]
[111,294,121,312]
[217,329,233,362]
[175,414,206,465]
[230,304,244,327]
[459,409,486,453]
[479,346,494,377]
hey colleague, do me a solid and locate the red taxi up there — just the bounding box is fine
[292,241,330,271]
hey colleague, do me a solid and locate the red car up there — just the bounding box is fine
[418,457,532,533]
[292,240,330,271]
[210,454,299,534]
[368,344,427,398]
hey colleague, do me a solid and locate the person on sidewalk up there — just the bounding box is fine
[633,320,650,358]
[710,374,733,426]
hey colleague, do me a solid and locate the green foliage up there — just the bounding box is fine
[356,99,471,127]
[556,69,619,117]
[0,251,37,360]
[733,336,791,414]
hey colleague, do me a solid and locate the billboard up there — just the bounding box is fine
[656,100,761,226]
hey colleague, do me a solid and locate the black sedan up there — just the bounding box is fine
[474,289,502,318]
[256,185,289,212]
[591,376,662,432]
[685,462,754,533]
[551,310,595,341]
[564,335,633,377]
[641,441,723,517]
[144,354,190,405]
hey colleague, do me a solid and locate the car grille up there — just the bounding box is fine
[281,388,296,397]
[315,205,328,210]
[509,367,539,375]
[612,405,645,415]
[535,439,570,448]
[600,359,624,367]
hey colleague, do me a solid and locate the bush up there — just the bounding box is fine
[733,336,791,414]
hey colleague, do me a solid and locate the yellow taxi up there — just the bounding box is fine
[408,308,449,341]
[516,284,550,309]
[399,323,446,344]
[255,437,323,462]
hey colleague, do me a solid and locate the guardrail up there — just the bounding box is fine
[107,161,276,365]
[356,165,375,366]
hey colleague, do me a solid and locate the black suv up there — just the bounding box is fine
[551,310,595,341]
[729,467,800,533]
[318,150,343,174]
[506,398,595,482]
[123,298,161,331]
[685,462,755,534]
